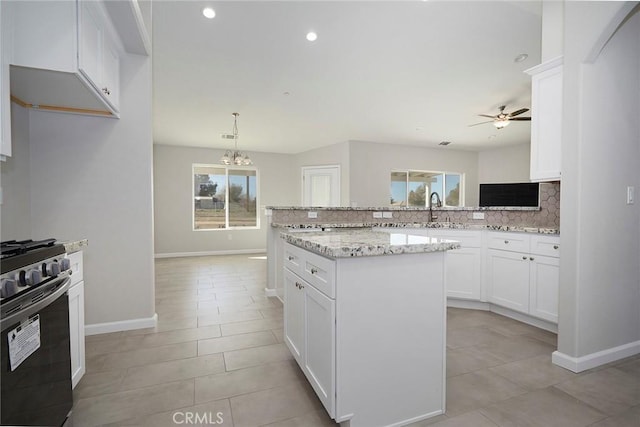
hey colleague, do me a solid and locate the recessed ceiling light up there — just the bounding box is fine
[514,53,528,63]
[306,32,318,42]
[202,7,215,19]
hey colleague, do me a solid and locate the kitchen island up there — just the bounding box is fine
[280,228,459,427]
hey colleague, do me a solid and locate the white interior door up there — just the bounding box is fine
[302,166,340,207]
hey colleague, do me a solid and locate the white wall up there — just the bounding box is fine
[27,52,155,327]
[294,141,350,206]
[0,103,31,240]
[348,140,480,207]
[478,143,531,184]
[153,145,297,255]
[558,2,640,367]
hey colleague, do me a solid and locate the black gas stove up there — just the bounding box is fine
[1,239,69,300]
[1,239,73,426]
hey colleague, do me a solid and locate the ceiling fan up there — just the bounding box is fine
[469,105,531,129]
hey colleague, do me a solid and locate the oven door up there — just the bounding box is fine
[1,276,73,426]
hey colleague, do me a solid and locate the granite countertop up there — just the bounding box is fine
[267,206,541,211]
[281,229,461,258]
[272,222,559,235]
[61,239,88,254]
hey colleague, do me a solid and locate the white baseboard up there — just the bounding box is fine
[85,313,158,336]
[447,299,490,310]
[552,340,640,373]
[447,298,558,333]
[264,288,278,297]
[155,249,266,259]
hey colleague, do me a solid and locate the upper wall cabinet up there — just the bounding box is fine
[525,56,563,182]
[7,0,150,119]
[1,0,12,159]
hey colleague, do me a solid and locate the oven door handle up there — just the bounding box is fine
[1,275,71,331]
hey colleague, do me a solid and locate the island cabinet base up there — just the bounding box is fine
[284,242,447,427]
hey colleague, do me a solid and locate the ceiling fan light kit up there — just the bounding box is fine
[469,105,531,129]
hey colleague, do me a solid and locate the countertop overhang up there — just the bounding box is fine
[281,229,461,258]
[272,222,559,235]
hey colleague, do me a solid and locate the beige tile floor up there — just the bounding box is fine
[72,254,640,427]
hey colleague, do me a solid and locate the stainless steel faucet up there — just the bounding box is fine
[429,192,442,222]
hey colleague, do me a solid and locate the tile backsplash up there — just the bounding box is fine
[270,182,560,230]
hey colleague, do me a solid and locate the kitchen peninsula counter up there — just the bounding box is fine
[274,222,559,235]
[280,228,460,258]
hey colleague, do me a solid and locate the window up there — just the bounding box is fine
[390,170,463,207]
[193,164,259,230]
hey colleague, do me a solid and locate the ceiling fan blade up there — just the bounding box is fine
[468,120,494,127]
[509,117,531,121]
[478,114,497,119]
[508,108,529,117]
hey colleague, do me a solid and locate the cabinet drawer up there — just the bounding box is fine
[301,252,335,299]
[487,232,530,253]
[429,230,482,248]
[530,235,560,258]
[67,251,84,286]
[283,244,304,277]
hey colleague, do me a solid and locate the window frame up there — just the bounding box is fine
[390,169,465,208]
[192,163,260,231]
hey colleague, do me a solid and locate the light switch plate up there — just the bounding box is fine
[382,211,393,218]
[627,186,635,205]
[308,211,318,219]
[472,212,485,220]
[373,212,383,218]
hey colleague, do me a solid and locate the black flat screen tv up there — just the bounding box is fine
[479,183,539,207]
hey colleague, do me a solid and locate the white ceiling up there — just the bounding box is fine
[152,1,542,154]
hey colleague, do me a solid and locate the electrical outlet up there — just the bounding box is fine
[627,186,635,205]
[382,211,393,219]
[472,212,485,220]
[373,212,383,219]
[307,211,318,219]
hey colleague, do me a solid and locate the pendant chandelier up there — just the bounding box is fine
[220,112,253,166]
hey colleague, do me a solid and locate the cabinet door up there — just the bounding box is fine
[283,269,305,365]
[101,34,120,110]
[78,1,103,89]
[529,255,559,323]
[446,248,482,300]
[304,283,336,417]
[487,249,530,313]
[0,0,10,159]
[529,61,563,181]
[68,281,86,389]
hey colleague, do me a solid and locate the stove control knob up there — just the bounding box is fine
[43,262,61,276]
[60,258,71,272]
[18,270,27,286]
[26,269,43,286]
[1,279,17,298]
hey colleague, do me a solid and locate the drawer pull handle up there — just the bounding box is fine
[310,268,318,275]
[288,256,294,261]
[553,245,559,250]
[522,256,527,260]
[530,257,535,261]
[504,240,509,244]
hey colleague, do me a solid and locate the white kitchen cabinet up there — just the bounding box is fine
[9,0,122,117]
[282,241,446,426]
[283,266,336,416]
[486,232,560,323]
[529,254,560,323]
[67,250,86,389]
[429,229,482,300]
[0,0,11,160]
[526,56,563,182]
[487,249,531,313]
